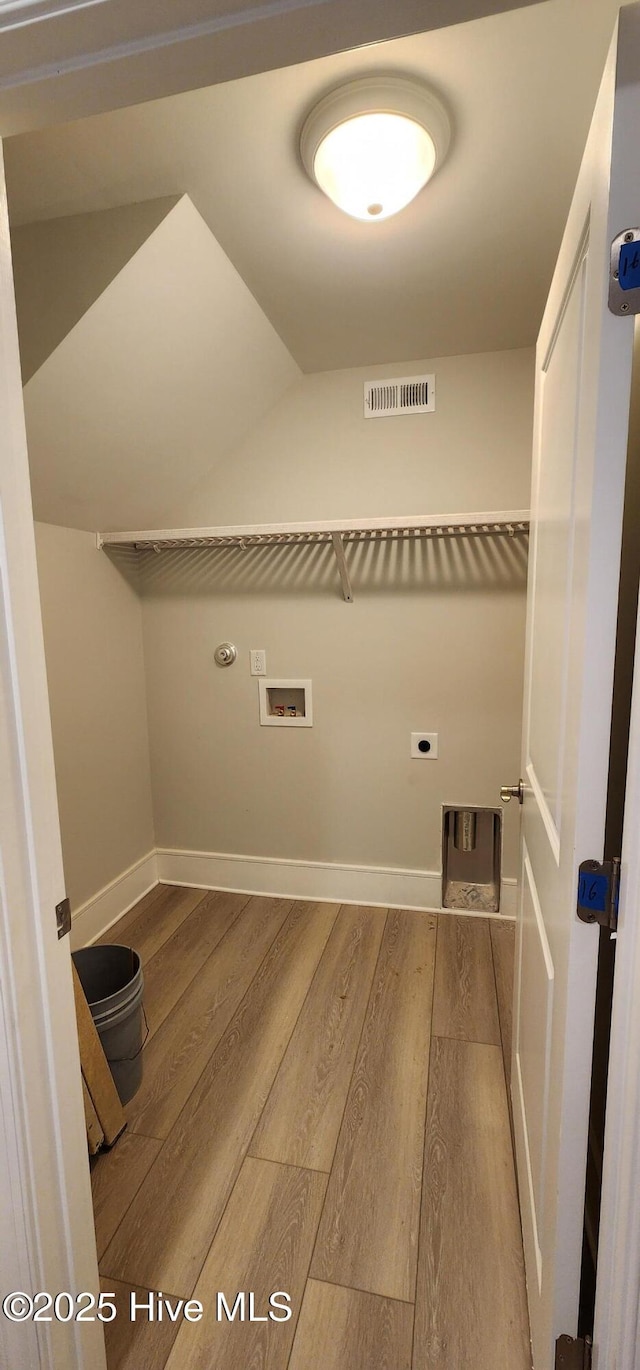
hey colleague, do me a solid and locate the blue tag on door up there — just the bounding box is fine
[618,241,640,291]
[578,870,608,914]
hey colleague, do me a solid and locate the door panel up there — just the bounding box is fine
[528,247,587,838]
[516,847,554,1285]
[513,7,640,1366]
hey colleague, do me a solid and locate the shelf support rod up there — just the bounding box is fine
[331,533,354,603]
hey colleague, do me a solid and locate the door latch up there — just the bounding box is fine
[577,858,620,932]
[55,897,71,939]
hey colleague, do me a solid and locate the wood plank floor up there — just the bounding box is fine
[414,1037,530,1368]
[310,910,436,1302]
[90,888,531,1370]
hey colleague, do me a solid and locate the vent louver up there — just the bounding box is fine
[364,373,435,418]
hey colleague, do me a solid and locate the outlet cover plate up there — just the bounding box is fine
[411,732,438,759]
[250,649,267,676]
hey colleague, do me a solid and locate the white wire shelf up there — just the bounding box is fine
[98,511,530,550]
[98,511,530,602]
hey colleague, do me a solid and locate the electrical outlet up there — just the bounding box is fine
[411,732,438,759]
[250,649,267,676]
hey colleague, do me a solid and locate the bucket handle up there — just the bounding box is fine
[108,1006,149,1063]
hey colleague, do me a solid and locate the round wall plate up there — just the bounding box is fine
[214,642,237,667]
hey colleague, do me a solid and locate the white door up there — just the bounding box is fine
[512,6,640,1367]
[0,143,105,1369]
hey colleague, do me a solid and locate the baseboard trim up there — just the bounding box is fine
[69,848,517,946]
[157,847,518,919]
[70,850,158,949]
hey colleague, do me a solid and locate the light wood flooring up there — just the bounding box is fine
[90,886,531,1369]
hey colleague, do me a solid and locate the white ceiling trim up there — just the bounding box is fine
[1,1,117,28]
[0,0,547,135]
[0,0,339,88]
[0,0,107,33]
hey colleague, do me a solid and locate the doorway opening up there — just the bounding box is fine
[2,2,635,1370]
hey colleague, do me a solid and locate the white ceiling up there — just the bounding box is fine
[6,0,622,371]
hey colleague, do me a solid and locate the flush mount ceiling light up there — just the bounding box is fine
[300,75,451,223]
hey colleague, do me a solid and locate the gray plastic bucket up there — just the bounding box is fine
[72,945,146,1105]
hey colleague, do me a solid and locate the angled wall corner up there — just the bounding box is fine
[11,195,180,383]
[22,193,300,531]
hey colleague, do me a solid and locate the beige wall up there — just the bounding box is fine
[172,348,534,526]
[11,198,178,384]
[144,347,534,881]
[143,579,527,880]
[33,348,533,903]
[34,523,155,912]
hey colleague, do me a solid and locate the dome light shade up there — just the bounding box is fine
[313,112,436,221]
[301,76,450,223]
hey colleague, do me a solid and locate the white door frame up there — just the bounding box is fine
[1,4,639,1367]
[593,596,640,1367]
[0,135,105,1367]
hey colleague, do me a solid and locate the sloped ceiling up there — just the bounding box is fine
[23,196,300,531]
[6,0,623,371]
[9,0,623,534]
[11,196,179,382]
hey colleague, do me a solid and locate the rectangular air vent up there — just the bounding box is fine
[364,373,435,418]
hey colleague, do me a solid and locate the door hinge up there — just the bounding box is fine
[609,228,640,314]
[55,897,71,940]
[577,857,620,931]
[556,1334,593,1370]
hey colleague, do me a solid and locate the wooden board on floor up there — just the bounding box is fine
[101,901,339,1297]
[100,1278,182,1370]
[310,910,436,1303]
[431,915,501,1044]
[98,884,207,964]
[250,904,386,1172]
[165,1156,327,1370]
[413,1036,530,1369]
[82,1078,103,1155]
[289,1279,413,1370]
[127,895,292,1139]
[142,890,249,1038]
[73,963,125,1147]
[91,1133,162,1260]
[490,919,516,1082]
